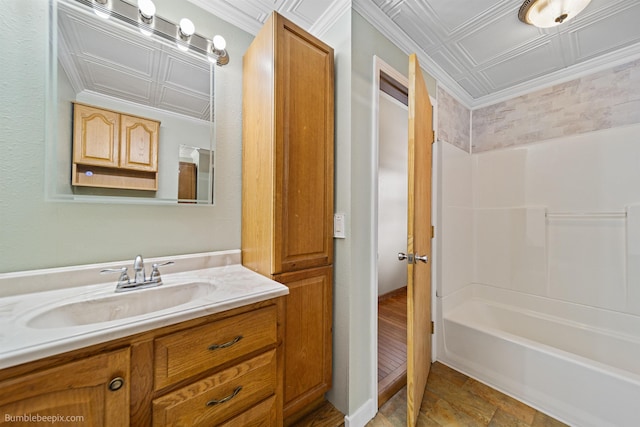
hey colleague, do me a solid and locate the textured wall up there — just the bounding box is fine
[437,86,470,152]
[472,58,640,152]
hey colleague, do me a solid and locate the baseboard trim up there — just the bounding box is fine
[344,398,377,427]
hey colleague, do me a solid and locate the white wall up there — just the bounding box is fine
[377,91,408,296]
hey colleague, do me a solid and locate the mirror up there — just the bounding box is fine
[50,0,216,204]
[178,145,214,203]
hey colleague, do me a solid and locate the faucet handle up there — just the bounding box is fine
[149,261,175,284]
[100,267,130,286]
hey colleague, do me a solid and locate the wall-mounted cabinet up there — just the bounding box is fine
[72,103,159,191]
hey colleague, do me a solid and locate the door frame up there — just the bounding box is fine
[370,55,437,410]
[370,56,409,410]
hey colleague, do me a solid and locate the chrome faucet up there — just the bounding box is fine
[101,255,174,292]
[133,255,146,284]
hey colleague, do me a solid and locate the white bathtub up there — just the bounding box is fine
[439,284,640,427]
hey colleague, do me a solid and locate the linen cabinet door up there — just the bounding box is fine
[274,266,332,418]
[0,348,130,426]
[273,15,334,274]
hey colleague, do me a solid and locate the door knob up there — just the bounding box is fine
[415,254,429,263]
[398,253,428,264]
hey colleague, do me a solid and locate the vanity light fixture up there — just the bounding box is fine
[177,18,195,51]
[518,0,592,28]
[209,35,229,66]
[69,0,230,66]
[93,0,110,19]
[137,0,155,36]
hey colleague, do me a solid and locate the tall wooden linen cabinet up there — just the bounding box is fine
[241,12,334,423]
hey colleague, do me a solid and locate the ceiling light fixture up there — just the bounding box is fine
[518,0,592,28]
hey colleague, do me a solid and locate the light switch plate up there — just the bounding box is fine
[334,213,346,239]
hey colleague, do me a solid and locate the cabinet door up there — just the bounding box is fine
[73,103,120,167]
[0,348,130,426]
[120,114,159,172]
[274,16,334,273]
[274,266,332,417]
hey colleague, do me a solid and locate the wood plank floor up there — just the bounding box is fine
[296,286,568,426]
[368,362,569,427]
[378,287,408,407]
[293,362,568,427]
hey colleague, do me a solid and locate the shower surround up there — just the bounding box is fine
[435,57,640,426]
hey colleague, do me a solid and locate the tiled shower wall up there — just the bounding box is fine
[437,86,470,152]
[472,58,640,152]
[438,58,640,316]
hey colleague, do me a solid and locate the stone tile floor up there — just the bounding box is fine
[367,362,568,427]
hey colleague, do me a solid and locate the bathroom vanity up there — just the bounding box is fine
[0,251,288,426]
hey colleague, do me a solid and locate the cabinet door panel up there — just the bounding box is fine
[73,104,120,167]
[0,348,129,426]
[274,18,334,273]
[274,266,332,416]
[120,115,159,171]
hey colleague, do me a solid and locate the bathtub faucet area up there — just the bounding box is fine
[101,255,174,292]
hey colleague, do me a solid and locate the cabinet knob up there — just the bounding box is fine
[108,376,125,392]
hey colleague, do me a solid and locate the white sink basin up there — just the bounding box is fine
[27,282,216,328]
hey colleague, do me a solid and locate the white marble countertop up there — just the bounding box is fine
[0,251,288,369]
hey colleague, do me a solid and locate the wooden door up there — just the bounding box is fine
[178,161,197,201]
[0,348,130,426]
[406,53,433,427]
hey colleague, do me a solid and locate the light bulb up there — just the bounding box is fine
[138,0,155,22]
[179,18,195,39]
[213,35,226,51]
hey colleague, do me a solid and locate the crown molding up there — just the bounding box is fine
[310,0,351,38]
[187,0,263,35]
[470,42,640,109]
[352,0,475,107]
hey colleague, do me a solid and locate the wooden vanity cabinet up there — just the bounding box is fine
[0,348,130,426]
[242,11,334,423]
[72,102,159,191]
[0,299,283,427]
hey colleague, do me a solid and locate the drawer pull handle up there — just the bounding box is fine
[206,386,242,407]
[208,335,243,350]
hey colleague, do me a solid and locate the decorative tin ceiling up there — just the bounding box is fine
[192,0,640,107]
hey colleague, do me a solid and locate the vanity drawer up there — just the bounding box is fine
[152,349,277,427]
[154,306,277,390]
[218,395,277,427]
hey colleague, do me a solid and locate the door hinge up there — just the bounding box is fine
[430,321,434,334]
[431,225,435,239]
[432,130,436,144]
